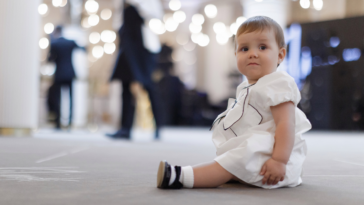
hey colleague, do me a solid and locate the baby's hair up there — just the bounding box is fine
[234,16,286,50]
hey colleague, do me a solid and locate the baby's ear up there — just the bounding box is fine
[278,47,286,60]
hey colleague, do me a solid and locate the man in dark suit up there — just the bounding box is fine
[48,26,85,129]
[107,3,163,139]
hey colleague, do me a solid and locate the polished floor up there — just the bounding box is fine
[0,128,363,205]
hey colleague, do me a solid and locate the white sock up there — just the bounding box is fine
[180,166,194,188]
[168,165,176,186]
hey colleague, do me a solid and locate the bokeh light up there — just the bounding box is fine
[92,46,104,58]
[236,16,247,26]
[173,11,186,23]
[213,22,226,34]
[300,0,310,9]
[230,23,238,35]
[149,18,166,34]
[191,33,203,44]
[52,0,62,7]
[85,0,99,14]
[44,23,54,34]
[216,33,230,45]
[343,48,361,62]
[39,38,49,49]
[104,43,116,54]
[101,9,112,20]
[198,34,210,47]
[165,18,179,32]
[313,0,323,10]
[40,64,56,76]
[330,36,340,48]
[101,30,116,43]
[169,0,181,11]
[204,4,217,18]
[88,14,100,26]
[38,4,48,15]
[225,26,233,37]
[60,0,67,7]
[82,18,91,28]
[89,32,100,44]
[192,14,205,25]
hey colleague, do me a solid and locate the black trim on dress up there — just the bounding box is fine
[223,87,250,130]
[209,115,226,131]
[230,128,237,136]
[248,103,263,124]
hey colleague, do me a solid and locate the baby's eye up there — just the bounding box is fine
[241,47,248,52]
[259,46,266,50]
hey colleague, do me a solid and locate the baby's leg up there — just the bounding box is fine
[157,161,235,189]
[193,161,234,188]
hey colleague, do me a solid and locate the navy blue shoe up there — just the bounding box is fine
[106,129,130,140]
[157,161,183,189]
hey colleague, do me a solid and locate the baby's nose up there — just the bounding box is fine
[248,49,258,58]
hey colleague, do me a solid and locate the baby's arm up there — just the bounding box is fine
[260,101,295,185]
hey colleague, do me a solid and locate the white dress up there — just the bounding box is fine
[211,71,312,189]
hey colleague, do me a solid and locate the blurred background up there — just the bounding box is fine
[1,0,364,136]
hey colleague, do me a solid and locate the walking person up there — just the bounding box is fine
[47,26,85,129]
[107,0,164,139]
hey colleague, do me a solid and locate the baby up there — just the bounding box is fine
[157,16,311,189]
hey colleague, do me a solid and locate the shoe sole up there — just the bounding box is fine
[157,160,166,188]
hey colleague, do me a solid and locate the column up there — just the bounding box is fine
[0,0,40,135]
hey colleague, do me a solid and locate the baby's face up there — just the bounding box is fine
[235,29,286,84]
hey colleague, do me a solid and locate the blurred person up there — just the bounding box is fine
[47,25,85,129]
[156,44,184,126]
[156,16,311,189]
[107,0,163,140]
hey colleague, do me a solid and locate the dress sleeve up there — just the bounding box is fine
[254,74,301,109]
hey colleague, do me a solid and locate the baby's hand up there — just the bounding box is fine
[259,158,286,185]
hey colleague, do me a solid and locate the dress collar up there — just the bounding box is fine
[242,83,255,89]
